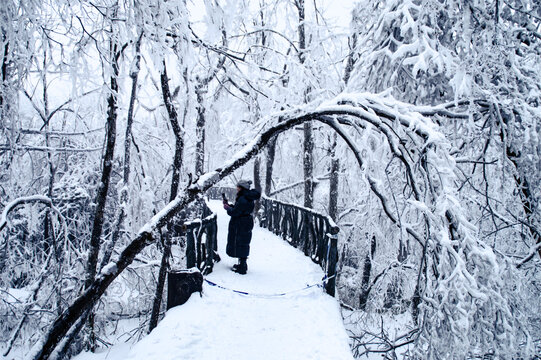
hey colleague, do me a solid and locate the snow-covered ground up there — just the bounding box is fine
[74,200,353,360]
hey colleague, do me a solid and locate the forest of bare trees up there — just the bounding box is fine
[1,0,540,359]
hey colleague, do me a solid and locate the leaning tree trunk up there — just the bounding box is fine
[148,60,186,333]
[83,30,119,352]
[99,30,143,270]
[85,44,119,290]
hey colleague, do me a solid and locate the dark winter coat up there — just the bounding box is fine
[226,188,261,258]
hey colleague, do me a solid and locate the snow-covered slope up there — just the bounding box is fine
[74,200,353,360]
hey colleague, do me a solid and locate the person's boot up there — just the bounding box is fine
[234,258,247,275]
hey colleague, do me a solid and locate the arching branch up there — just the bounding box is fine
[0,195,64,233]
[31,104,436,359]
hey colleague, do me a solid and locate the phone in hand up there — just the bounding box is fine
[221,193,227,202]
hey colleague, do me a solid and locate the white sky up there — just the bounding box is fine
[187,0,358,37]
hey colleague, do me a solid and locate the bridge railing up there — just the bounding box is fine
[259,195,340,296]
[206,187,340,297]
[172,199,219,275]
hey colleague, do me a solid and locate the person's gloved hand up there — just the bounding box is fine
[223,202,232,211]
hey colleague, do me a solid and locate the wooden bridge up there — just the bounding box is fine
[75,190,352,360]
[177,186,340,297]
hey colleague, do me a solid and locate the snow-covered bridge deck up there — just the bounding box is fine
[75,200,353,360]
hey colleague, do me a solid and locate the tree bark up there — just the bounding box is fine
[100,30,143,270]
[148,231,170,333]
[83,29,119,353]
[303,122,314,208]
[148,60,186,333]
[359,235,376,309]
[253,156,262,216]
[264,136,277,195]
[328,133,339,221]
[85,39,119,290]
[295,0,314,208]
[0,39,8,124]
[194,88,206,176]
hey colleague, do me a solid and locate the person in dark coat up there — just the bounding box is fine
[223,180,261,274]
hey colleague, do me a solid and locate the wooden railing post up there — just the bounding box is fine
[302,213,310,256]
[186,229,196,269]
[196,226,203,268]
[203,217,216,274]
[325,233,339,296]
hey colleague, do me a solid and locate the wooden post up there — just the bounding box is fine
[204,219,215,275]
[302,213,310,256]
[186,230,196,268]
[211,218,219,262]
[272,203,279,234]
[325,233,338,297]
[167,269,203,310]
[196,226,204,268]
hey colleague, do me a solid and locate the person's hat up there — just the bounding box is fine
[237,179,252,190]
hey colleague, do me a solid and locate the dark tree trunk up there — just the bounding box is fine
[0,40,8,121]
[325,234,338,297]
[100,31,143,270]
[303,122,314,208]
[328,133,339,221]
[342,10,359,87]
[161,61,185,197]
[148,231,170,332]
[296,0,314,208]
[85,39,119,289]
[253,156,262,217]
[194,88,206,177]
[264,136,277,195]
[83,36,119,353]
[508,151,540,259]
[41,47,56,255]
[359,235,376,310]
[412,244,427,324]
[193,28,227,178]
[148,60,186,333]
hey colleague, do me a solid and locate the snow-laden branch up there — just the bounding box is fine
[32,94,506,359]
[0,195,64,233]
[0,145,103,152]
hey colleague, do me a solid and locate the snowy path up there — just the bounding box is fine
[75,200,353,360]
